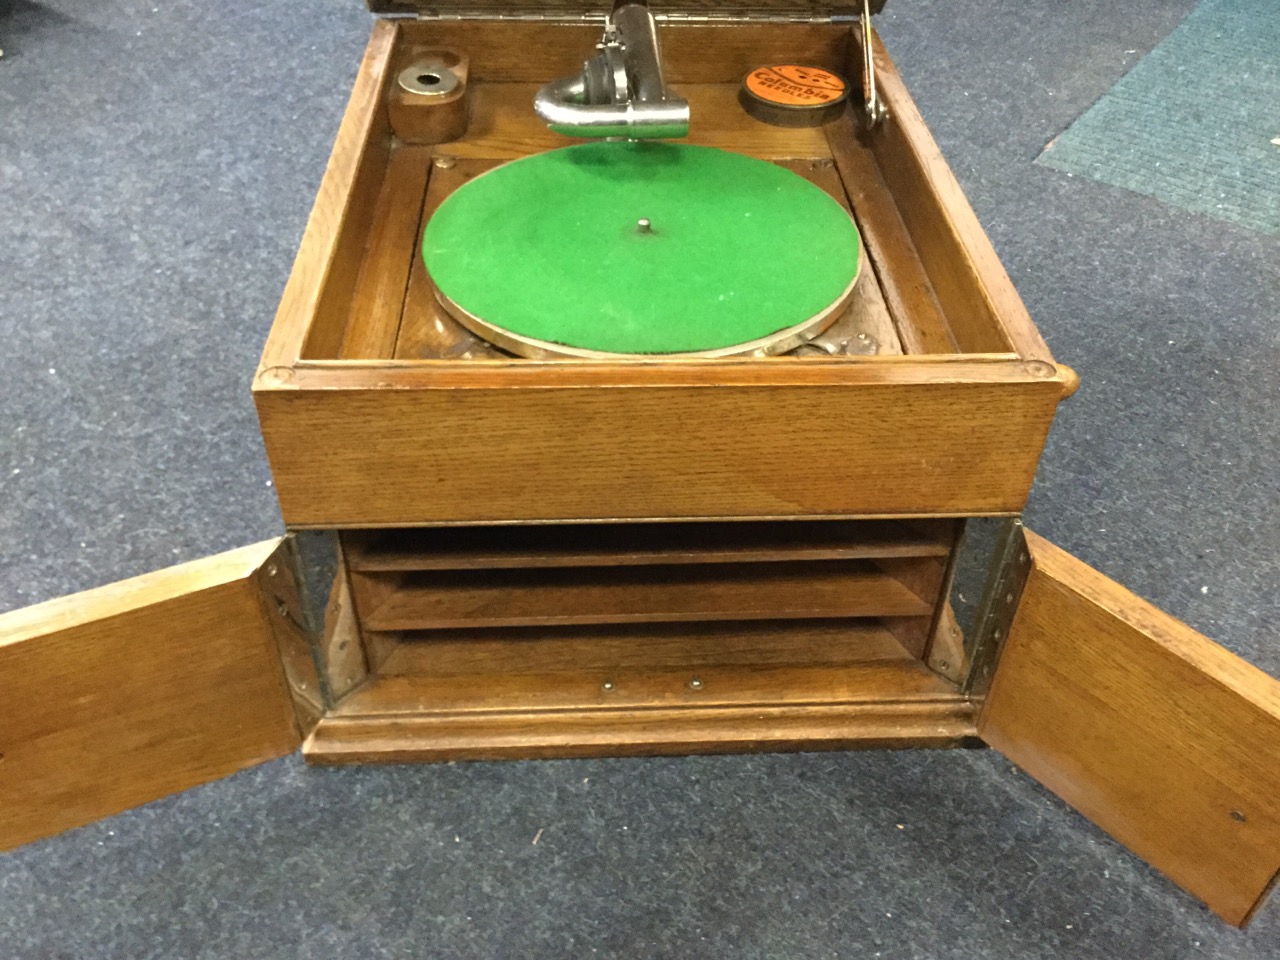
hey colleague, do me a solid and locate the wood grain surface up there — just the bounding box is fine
[342,519,950,571]
[375,619,920,677]
[0,542,300,851]
[396,19,851,85]
[784,157,903,356]
[980,530,1280,927]
[307,616,973,761]
[392,158,507,361]
[337,147,433,360]
[335,658,957,719]
[826,114,958,354]
[257,359,1065,525]
[304,696,977,763]
[875,553,950,659]
[355,559,933,631]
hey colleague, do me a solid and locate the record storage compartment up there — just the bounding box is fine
[252,16,1078,761]
[304,518,977,761]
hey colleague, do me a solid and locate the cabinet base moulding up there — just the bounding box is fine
[303,698,980,764]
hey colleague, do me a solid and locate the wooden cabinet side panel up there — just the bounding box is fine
[0,542,300,851]
[258,21,397,368]
[256,374,1062,526]
[979,530,1280,926]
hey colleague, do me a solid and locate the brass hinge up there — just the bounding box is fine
[963,518,1034,698]
[257,531,368,719]
[256,535,326,732]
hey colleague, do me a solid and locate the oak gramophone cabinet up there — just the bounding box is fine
[3,0,1277,928]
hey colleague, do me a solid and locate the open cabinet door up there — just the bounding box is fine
[0,540,305,851]
[977,527,1280,926]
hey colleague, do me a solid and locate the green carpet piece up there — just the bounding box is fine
[422,142,861,355]
[1036,0,1280,234]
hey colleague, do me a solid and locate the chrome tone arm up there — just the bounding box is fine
[534,0,690,140]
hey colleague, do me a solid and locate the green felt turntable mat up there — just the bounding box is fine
[421,142,862,357]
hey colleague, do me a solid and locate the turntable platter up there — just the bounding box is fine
[422,141,862,359]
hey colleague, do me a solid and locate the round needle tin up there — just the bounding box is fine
[740,65,849,127]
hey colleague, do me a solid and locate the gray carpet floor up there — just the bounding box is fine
[2,0,1278,956]
[1036,0,1280,235]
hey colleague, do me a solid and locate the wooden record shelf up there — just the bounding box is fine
[307,518,972,763]
[341,519,952,570]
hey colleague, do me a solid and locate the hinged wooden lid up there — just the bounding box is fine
[367,0,886,21]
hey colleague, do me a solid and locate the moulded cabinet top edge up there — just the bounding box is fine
[252,356,1079,394]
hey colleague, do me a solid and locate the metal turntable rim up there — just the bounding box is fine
[435,254,863,360]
